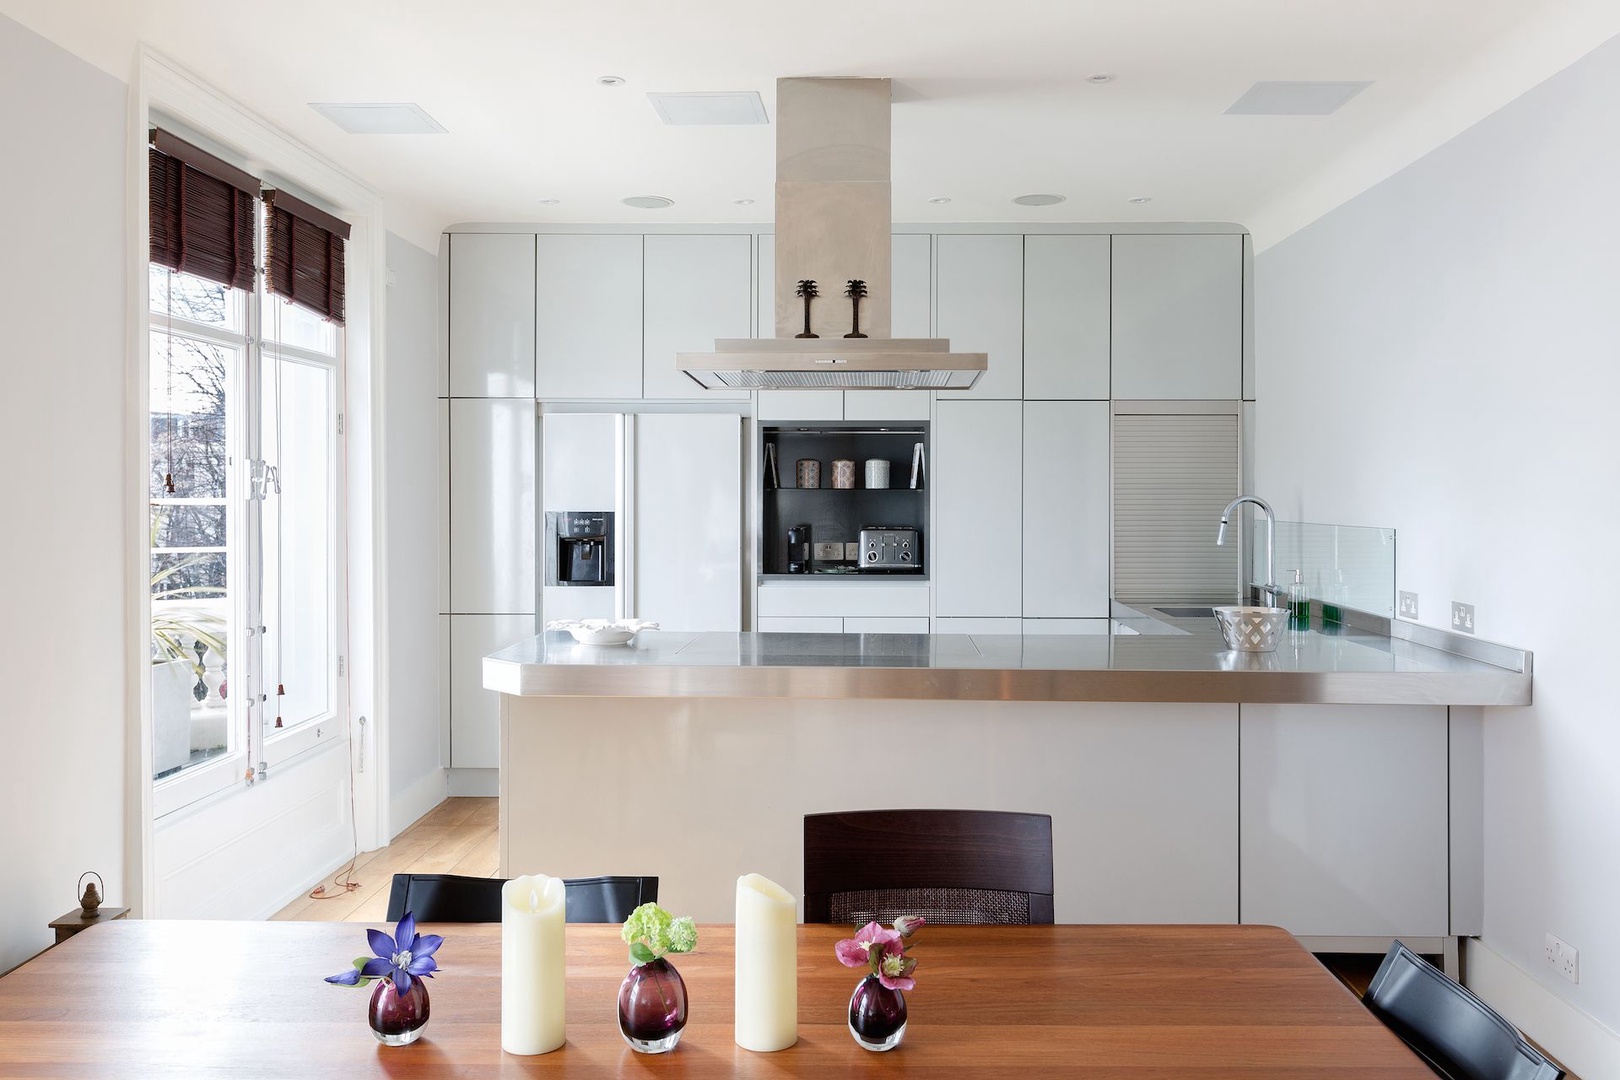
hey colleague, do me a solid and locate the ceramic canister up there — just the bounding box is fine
[831,459,856,489]
[864,459,890,489]
[795,459,821,489]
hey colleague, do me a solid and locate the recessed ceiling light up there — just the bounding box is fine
[1087,74,1115,84]
[308,102,446,135]
[1225,81,1372,116]
[1012,194,1066,207]
[647,91,769,125]
[732,198,755,206]
[538,198,560,206]
[926,196,952,205]
[1127,196,1153,204]
[596,75,626,87]
[621,195,674,210]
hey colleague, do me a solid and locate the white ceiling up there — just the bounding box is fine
[4,0,1618,249]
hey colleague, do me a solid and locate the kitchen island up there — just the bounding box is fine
[486,616,1529,971]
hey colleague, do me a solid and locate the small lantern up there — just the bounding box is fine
[78,871,104,917]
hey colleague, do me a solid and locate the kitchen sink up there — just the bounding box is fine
[1154,606,1216,619]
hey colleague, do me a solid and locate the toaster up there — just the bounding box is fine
[859,527,921,571]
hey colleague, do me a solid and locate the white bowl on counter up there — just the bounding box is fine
[1211,606,1289,653]
[545,619,660,646]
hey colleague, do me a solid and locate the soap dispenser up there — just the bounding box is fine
[1287,570,1309,629]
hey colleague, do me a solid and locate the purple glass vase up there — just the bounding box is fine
[617,957,688,1053]
[848,973,906,1051]
[369,976,430,1046]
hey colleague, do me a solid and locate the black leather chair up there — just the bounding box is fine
[1364,941,1563,1080]
[386,873,658,924]
[803,809,1054,925]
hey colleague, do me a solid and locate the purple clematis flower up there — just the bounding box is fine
[325,912,443,993]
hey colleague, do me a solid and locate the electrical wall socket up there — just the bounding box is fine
[1546,933,1579,983]
[1451,601,1476,634]
[1398,591,1419,619]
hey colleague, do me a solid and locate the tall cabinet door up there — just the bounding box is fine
[448,613,535,768]
[449,233,536,398]
[1024,235,1110,400]
[935,399,1022,617]
[449,398,536,614]
[936,234,1023,400]
[1024,401,1109,617]
[1111,234,1242,400]
[535,235,643,400]
[643,235,751,400]
[630,414,742,630]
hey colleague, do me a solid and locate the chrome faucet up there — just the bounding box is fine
[1216,495,1280,607]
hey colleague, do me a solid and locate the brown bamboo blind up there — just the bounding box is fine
[148,129,258,292]
[263,189,351,325]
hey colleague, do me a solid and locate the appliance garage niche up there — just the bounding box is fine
[762,424,927,577]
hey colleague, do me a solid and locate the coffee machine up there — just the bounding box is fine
[786,523,812,574]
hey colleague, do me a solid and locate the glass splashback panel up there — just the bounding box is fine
[1255,520,1396,619]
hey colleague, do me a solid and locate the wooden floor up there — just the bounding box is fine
[270,797,498,922]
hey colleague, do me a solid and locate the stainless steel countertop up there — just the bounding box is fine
[483,616,1532,706]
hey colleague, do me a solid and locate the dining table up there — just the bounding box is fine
[0,919,1432,1077]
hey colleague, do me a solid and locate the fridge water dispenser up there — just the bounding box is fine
[545,511,615,587]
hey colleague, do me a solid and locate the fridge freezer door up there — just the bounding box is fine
[628,414,743,631]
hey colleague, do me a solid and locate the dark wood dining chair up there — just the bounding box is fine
[803,809,1054,925]
[1364,940,1563,1080]
[386,873,658,924]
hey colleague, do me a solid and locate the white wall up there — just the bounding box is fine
[383,232,446,831]
[0,13,128,972]
[1255,30,1620,1073]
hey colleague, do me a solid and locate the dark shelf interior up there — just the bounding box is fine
[763,425,928,575]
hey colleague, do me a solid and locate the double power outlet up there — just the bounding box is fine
[1546,933,1580,983]
[1395,591,1477,635]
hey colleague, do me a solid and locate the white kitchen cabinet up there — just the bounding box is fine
[891,233,932,337]
[757,390,844,422]
[757,616,843,634]
[934,617,1021,634]
[1111,234,1242,400]
[843,616,930,634]
[1240,704,1449,937]
[449,613,535,768]
[449,233,536,398]
[934,399,1021,617]
[1023,235,1110,400]
[643,234,751,400]
[535,234,642,400]
[757,584,930,618]
[936,234,1023,399]
[1022,619,1111,634]
[449,398,536,614]
[845,390,929,421]
[756,233,775,336]
[1023,401,1109,618]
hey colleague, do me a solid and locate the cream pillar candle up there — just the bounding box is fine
[501,874,567,1055]
[734,872,798,1051]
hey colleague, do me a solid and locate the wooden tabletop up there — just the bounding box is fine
[0,920,1430,1078]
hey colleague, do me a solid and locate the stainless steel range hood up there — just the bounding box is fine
[679,77,986,391]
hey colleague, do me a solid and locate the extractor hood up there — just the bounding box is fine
[679,78,986,391]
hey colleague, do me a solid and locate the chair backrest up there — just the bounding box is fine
[386,873,658,924]
[803,809,1054,925]
[1364,941,1563,1080]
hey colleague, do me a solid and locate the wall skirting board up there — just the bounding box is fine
[390,768,448,840]
[447,768,498,798]
[1466,938,1620,1079]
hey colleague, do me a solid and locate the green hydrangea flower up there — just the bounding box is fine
[621,902,698,963]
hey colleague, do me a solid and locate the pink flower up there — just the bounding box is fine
[835,921,901,969]
[835,918,920,991]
